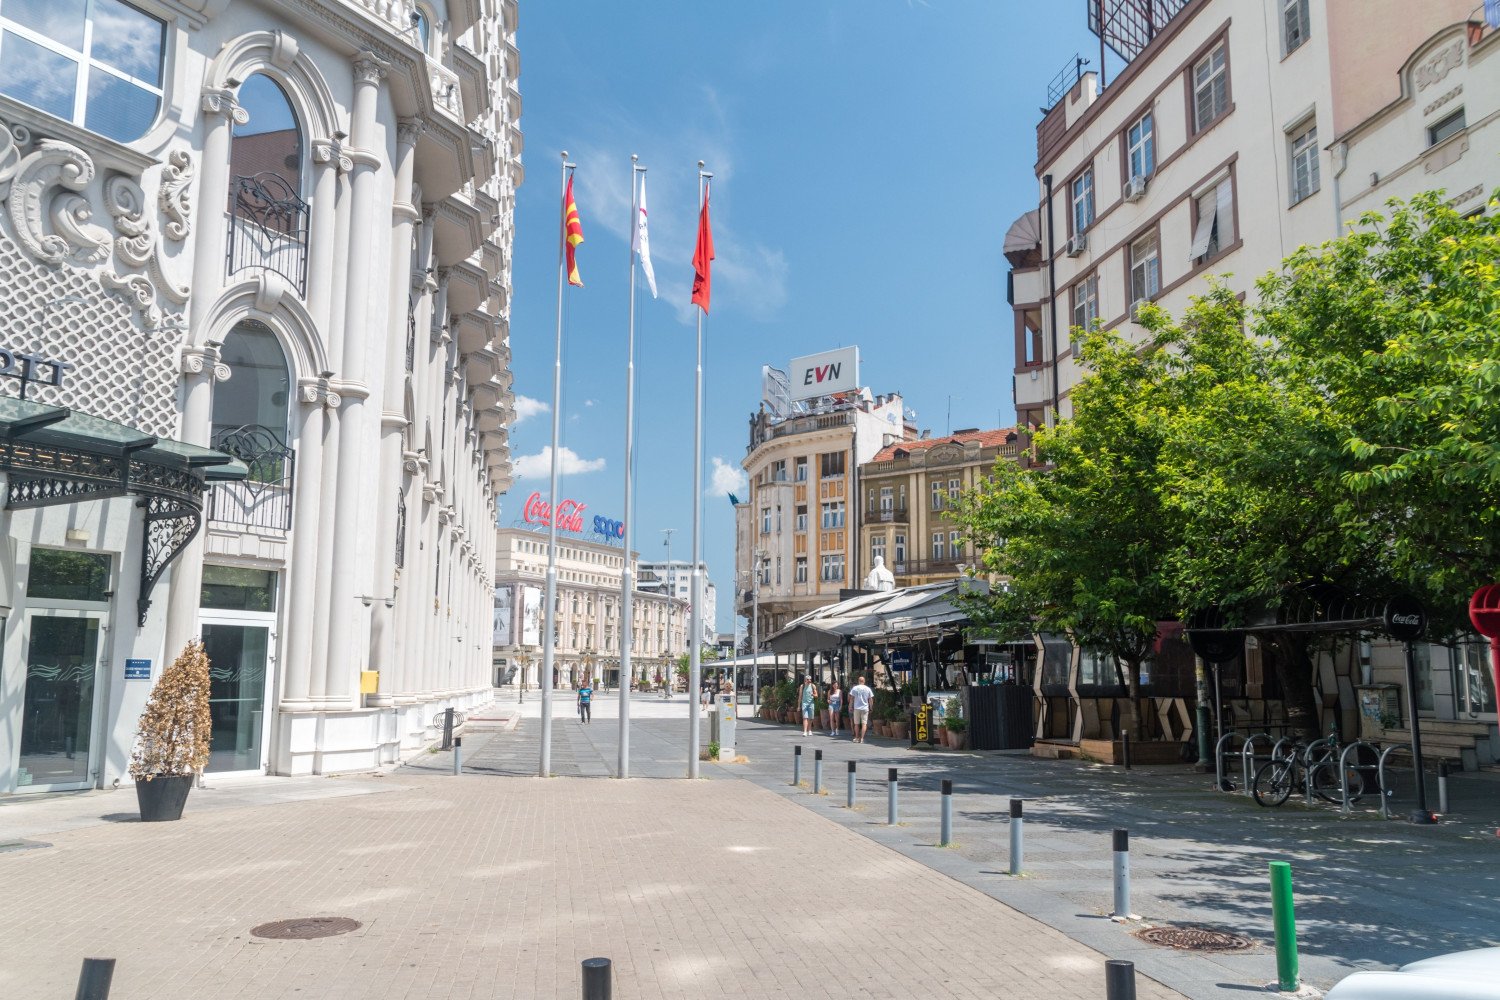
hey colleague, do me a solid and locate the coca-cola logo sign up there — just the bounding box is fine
[522,491,588,533]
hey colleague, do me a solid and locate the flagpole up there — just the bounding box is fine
[688,161,710,779]
[618,155,642,780]
[540,151,573,778]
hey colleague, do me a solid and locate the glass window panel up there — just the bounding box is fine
[200,564,278,612]
[29,550,111,602]
[18,615,99,787]
[0,30,79,119]
[84,71,157,142]
[202,623,269,772]
[2,0,87,49]
[88,0,162,82]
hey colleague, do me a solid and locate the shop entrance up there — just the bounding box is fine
[18,613,104,790]
[199,565,278,775]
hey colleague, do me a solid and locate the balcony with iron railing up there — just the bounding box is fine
[226,173,309,295]
[892,557,963,577]
[864,504,909,524]
[207,425,295,535]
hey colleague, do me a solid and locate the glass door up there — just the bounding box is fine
[200,622,271,773]
[18,614,102,790]
[1454,639,1497,719]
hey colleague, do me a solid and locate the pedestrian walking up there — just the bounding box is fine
[827,681,843,737]
[799,675,818,737]
[577,678,593,724]
[849,675,874,743]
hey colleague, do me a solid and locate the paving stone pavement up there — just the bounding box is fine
[0,748,1182,1000]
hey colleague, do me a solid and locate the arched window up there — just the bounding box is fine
[227,74,309,292]
[413,7,432,54]
[0,0,166,143]
[212,320,290,447]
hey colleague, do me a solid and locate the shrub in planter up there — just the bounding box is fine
[945,715,968,750]
[129,639,212,822]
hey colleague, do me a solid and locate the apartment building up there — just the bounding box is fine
[735,389,912,644]
[636,561,717,652]
[858,429,1030,588]
[1008,0,1486,428]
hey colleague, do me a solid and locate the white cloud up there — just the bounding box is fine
[513,395,548,424]
[584,399,597,407]
[513,446,606,480]
[708,456,747,498]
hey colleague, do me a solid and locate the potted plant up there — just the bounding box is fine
[888,704,908,741]
[945,714,968,750]
[129,639,212,822]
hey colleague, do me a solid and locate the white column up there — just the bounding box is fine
[163,348,228,657]
[281,380,335,707]
[368,119,422,708]
[324,53,387,708]
[306,140,350,331]
[188,87,246,328]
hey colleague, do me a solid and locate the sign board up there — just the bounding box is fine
[1383,595,1426,641]
[890,650,912,672]
[912,702,935,746]
[493,585,514,647]
[521,586,543,646]
[124,658,151,680]
[788,346,859,402]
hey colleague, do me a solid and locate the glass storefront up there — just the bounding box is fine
[200,565,277,773]
[18,615,101,788]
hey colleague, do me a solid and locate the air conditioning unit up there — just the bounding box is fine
[1065,232,1088,256]
[1130,298,1150,322]
[1123,175,1148,202]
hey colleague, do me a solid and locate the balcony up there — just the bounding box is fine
[893,558,962,577]
[207,424,295,534]
[226,173,309,295]
[864,504,909,524]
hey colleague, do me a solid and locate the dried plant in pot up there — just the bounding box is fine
[129,639,212,822]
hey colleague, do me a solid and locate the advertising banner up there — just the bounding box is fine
[521,586,543,646]
[788,346,859,401]
[493,584,514,647]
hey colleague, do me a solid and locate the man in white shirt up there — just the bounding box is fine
[848,675,874,744]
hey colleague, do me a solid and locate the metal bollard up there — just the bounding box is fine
[887,767,899,824]
[441,707,455,751]
[1438,759,1450,815]
[1121,731,1132,770]
[74,958,115,1000]
[793,744,801,786]
[1111,829,1132,919]
[813,748,823,794]
[847,760,857,808]
[1269,861,1300,992]
[1008,798,1024,875]
[452,736,463,775]
[1104,959,1137,1000]
[581,957,612,1000]
[940,779,953,846]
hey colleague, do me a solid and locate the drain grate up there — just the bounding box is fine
[251,917,362,940]
[1135,925,1255,952]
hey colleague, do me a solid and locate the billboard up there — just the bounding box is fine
[521,586,543,646]
[761,365,791,419]
[493,584,514,647]
[788,346,859,402]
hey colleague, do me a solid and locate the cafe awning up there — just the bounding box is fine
[0,397,247,625]
[764,582,981,654]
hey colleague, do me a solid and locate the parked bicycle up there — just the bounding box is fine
[1252,732,1367,807]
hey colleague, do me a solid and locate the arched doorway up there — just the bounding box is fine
[227,74,308,292]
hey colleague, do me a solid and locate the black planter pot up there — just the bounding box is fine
[135,774,194,822]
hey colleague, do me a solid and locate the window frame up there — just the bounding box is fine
[1288,122,1319,206]
[1070,272,1099,352]
[930,481,944,511]
[1128,229,1161,305]
[871,535,886,565]
[819,552,845,583]
[1281,0,1310,56]
[1189,172,1236,265]
[795,504,808,533]
[0,0,167,144]
[1126,111,1155,180]
[794,456,808,481]
[760,506,771,534]
[795,557,808,584]
[931,531,945,561]
[820,501,845,530]
[1189,39,1230,135]
[1428,108,1467,147]
[1070,167,1095,235]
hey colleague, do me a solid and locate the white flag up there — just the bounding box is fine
[633,172,658,298]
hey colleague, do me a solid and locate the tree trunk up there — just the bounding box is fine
[1268,632,1320,741]
[1121,654,1144,739]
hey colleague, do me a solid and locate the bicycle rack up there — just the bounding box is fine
[1302,736,1338,805]
[1240,734,1273,797]
[1377,743,1416,821]
[1338,740,1377,816]
[1271,735,1299,762]
[1215,732,1244,792]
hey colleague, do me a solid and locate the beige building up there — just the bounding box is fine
[492,528,687,691]
[1007,0,1486,428]
[735,390,912,644]
[858,429,1030,588]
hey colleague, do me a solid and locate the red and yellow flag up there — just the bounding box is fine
[563,174,584,287]
[691,181,714,313]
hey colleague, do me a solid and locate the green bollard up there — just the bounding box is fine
[1269,861,1299,992]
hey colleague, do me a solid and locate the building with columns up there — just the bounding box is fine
[0,0,520,794]
[635,560,716,653]
[492,528,688,693]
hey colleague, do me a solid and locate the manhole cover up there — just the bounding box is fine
[251,917,362,940]
[1135,925,1255,952]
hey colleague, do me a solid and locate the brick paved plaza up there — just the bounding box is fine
[0,716,1180,1000]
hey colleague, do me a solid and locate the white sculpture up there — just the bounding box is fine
[864,556,895,592]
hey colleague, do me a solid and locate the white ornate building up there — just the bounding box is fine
[0,0,521,793]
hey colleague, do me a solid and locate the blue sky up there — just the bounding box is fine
[504,2,1108,633]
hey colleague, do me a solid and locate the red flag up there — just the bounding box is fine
[563,174,584,287]
[691,181,714,313]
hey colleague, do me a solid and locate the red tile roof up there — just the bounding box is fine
[872,428,1019,463]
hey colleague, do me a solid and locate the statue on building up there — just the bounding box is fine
[864,556,895,592]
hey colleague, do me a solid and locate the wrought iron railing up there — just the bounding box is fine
[395,488,407,569]
[226,173,310,294]
[207,424,295,534]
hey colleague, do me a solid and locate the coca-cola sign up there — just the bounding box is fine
[522,491,588,533]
